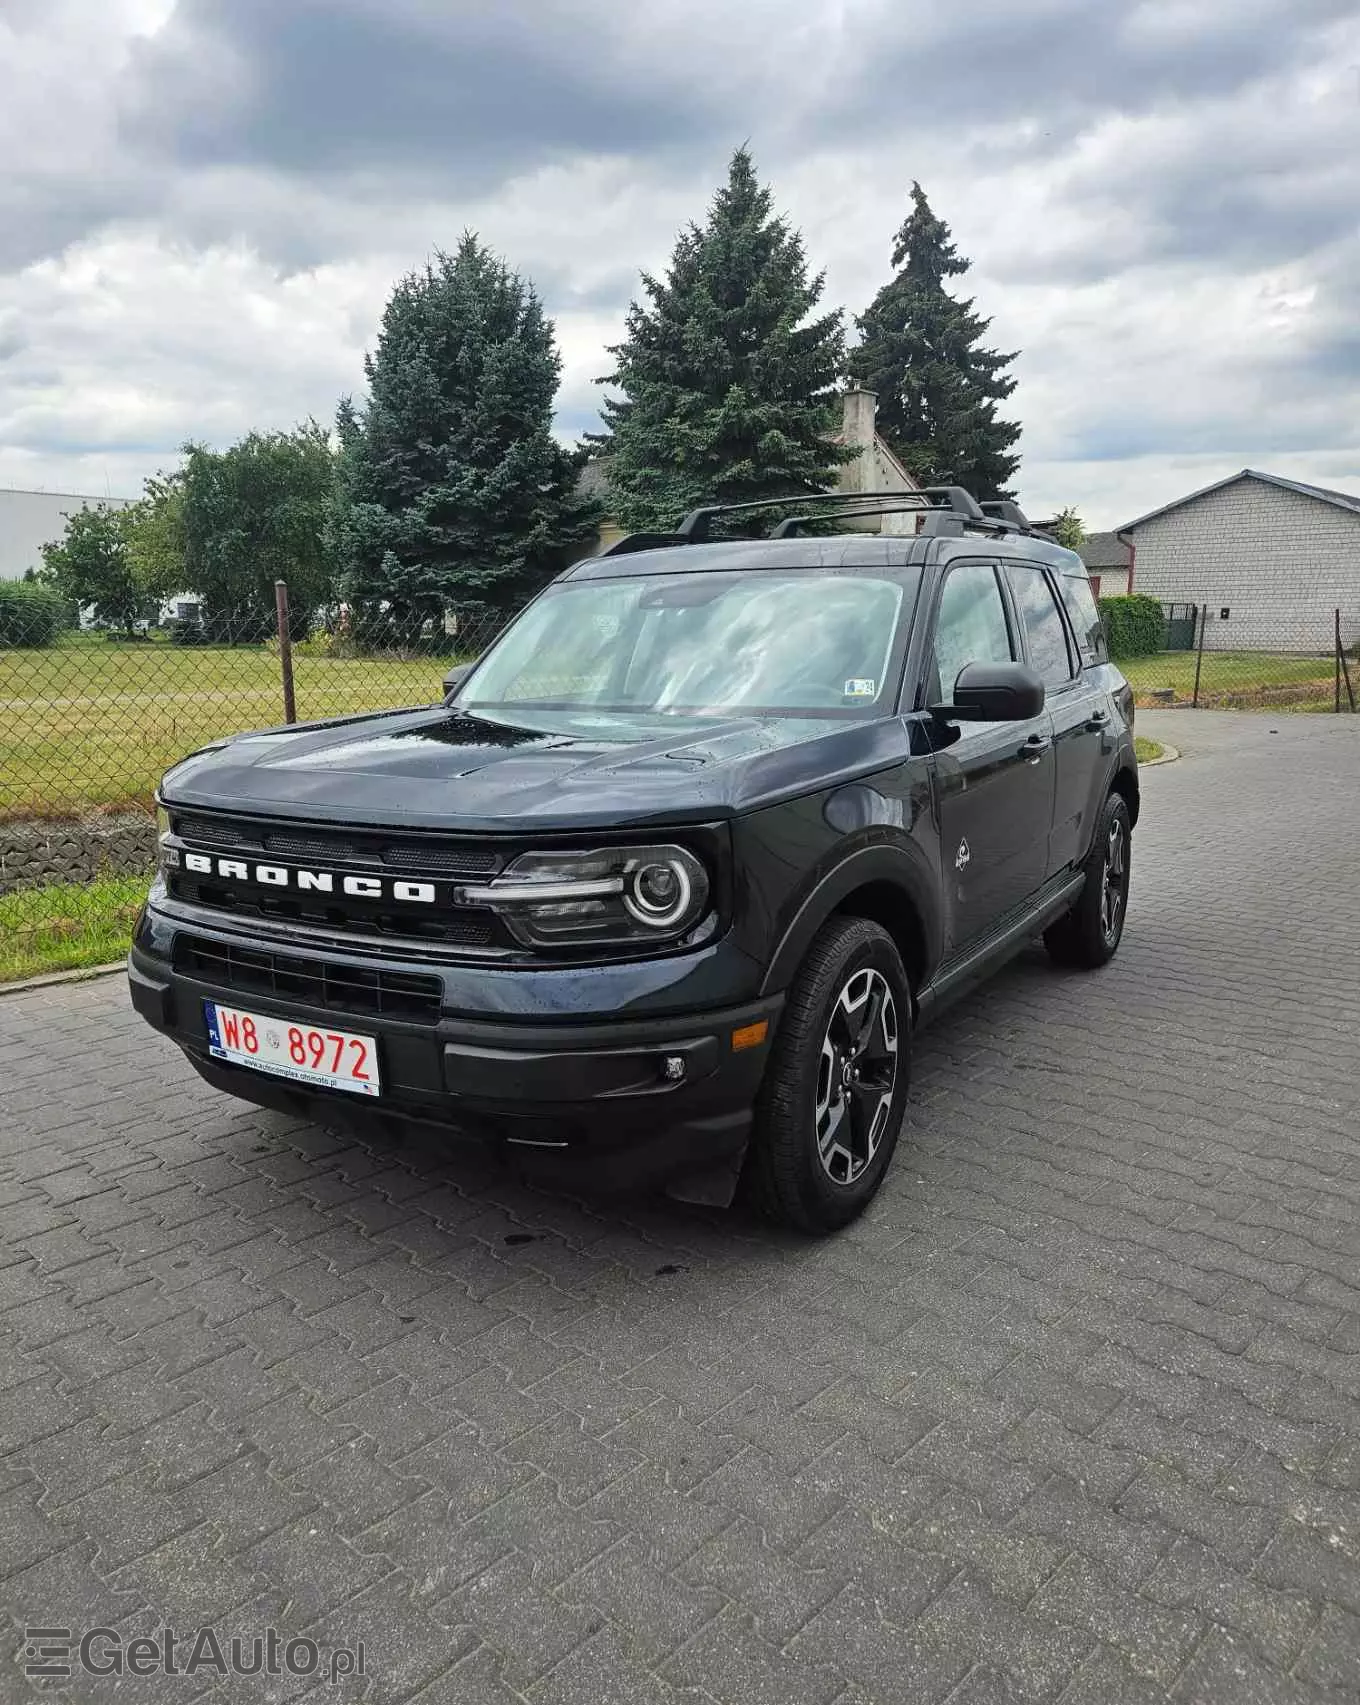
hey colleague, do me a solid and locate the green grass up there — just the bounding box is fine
[1121,649,1338,711]
[1,632,457,818]
[1133,737,1164,763]
[0,872,151,983]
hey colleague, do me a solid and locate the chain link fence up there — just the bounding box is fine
[4,575,1358,982]
[1,585,506,980]
[1111,598,1359,714]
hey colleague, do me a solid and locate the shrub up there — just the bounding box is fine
[0,580,70,648]
[1099,593,1166,660]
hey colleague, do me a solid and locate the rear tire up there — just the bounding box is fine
[747,917,911,1234]
[1044,792,1132,970]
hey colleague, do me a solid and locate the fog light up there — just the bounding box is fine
[660,1055,687,1082]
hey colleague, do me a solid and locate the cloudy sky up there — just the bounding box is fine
[2,0,1357,527]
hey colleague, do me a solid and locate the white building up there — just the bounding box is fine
[0,487,132,581]
[1122,470,1360,654]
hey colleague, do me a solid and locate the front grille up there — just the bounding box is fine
[165,808,505,946]
[174,935,443,1021]
[166,876,496,946]
[170,811,503,878]
[176,815,251,848]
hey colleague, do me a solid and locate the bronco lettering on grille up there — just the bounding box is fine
[180,851,437,904]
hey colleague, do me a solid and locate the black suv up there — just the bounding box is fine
[129,488,1137,1232]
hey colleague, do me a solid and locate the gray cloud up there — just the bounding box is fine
[815,0,1357,136]
[119,0,706,196]
[0,0,1357,524]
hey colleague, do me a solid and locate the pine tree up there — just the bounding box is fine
[333,236,599,630]
[849,184,1021,500]
[595,147,852,532]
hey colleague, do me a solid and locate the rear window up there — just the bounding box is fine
[1057,574,1107,666]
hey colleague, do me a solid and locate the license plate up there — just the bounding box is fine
[203,1002,380,1097]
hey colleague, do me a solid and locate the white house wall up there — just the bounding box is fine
[1131,479,1360,653]
[1090,565,1132,599]
[0,489,131,581]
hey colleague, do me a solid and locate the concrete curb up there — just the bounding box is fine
[0,961,126,997]
[1140,743,1180,767]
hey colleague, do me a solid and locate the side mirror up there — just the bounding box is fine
[931,661,1045,723]
[442,662,474,702]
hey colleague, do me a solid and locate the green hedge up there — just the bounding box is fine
[0,581,70,648]
[1098,593,1165,660]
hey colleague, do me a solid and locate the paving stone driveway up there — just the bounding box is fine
[3,710,1360,1705]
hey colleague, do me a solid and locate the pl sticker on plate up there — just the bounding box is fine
[843,678,876,699]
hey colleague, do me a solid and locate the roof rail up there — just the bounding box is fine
[597,531,688,558]
[675,485,985,542]
[600,485,1040,556]
[770,498,943,538]
[979,500,1034,532]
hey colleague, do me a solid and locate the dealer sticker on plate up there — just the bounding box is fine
[204,1001,380,1096]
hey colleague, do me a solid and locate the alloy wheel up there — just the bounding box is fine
[815,966,899,1186]
[1101,817,1127,944]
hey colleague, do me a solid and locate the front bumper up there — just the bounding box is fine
[128,926,781,1203]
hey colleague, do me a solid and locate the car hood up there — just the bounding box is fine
[161,705,911,831]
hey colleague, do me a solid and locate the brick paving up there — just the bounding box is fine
[2,708,1359,1704]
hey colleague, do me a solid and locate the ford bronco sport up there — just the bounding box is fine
[129,487,1138,1232]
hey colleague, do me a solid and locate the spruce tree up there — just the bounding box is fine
[333,235,599,630]
[595,148,852,532]
[849,184,1021,500]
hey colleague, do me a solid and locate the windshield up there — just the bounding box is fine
[461,571,911,719]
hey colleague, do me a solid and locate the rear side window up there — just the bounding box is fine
[1004,563,1075,689]
[1057,574,1107,667]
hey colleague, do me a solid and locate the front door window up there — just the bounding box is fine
[932,562,1014,703]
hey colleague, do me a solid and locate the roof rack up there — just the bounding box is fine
[597,485,1051,558]
[770,498,943,538]
[979,500,1034,531]
[675,486,987,542]
[597,531,688,558]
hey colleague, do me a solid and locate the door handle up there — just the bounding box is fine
[1018,735,1051,764]
[1084,709,1110,731]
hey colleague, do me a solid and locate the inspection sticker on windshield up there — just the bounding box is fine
[844,678,876,698]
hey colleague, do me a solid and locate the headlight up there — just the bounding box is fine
[456,845,710,950]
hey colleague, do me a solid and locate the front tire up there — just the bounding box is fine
[747,917,911,1233]
[1044,792,1132,969]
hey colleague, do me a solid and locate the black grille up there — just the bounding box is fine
[260,832,361,862]
[170,810,502,878]
[176,815,250,847]
[174,935,443,1021]
[166,876,496,946]
[166,808,505,945]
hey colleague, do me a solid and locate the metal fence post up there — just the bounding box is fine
[275,580,297,725]
[1337,609,1343,714]
[1191,602,1207,708]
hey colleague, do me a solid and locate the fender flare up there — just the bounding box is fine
[759,842,942,997]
